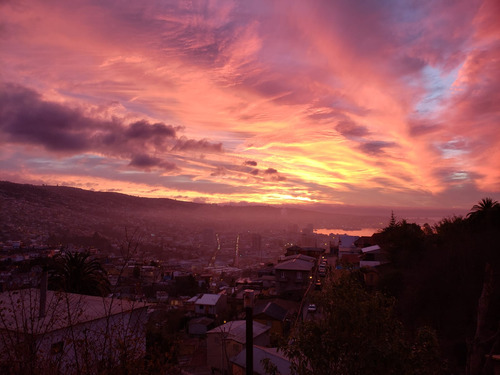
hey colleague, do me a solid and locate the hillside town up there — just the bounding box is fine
[0,209,379,374]
[0,216,361,374]
[1,184,500,375]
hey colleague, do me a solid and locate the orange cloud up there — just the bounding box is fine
[0,0,498,209]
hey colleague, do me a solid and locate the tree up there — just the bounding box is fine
[464,198,500,375]
[0,284,149,375]
[49,251,110,296]
[375,203,500,373]
[280,273,446,375]
[389,210,397,228]
[0,231,169,375]
[466,197,500,229]
[467,197,499,216]
[372,219,425,268]
[145,309,184,374]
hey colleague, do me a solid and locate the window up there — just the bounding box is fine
[296,271,302,280]
[280,271,285,279]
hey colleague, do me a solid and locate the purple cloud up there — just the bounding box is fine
[0,83,178,154]
[0,83,224,171]
[126,120,178,139]
[0,83,93,151]
[128,154,176,171]
[173,136,223,153]
[210,166,226,177]
[264,168,278,174]
[335,120,370,138]
[408,119,441,137]
[358,141,398,156]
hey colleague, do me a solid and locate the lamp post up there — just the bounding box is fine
[244,289,255,375]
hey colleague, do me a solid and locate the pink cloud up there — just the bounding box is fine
[0,0,498,208]
[428,0,500,191]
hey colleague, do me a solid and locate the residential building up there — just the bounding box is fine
[338,235,360,260]
[360,245,388,268]
[285,245,325,260]
[206,320,270,373]
[231,345,293,375]
[0,288,149,374]
[253,300,291,340]
[188,316,215,335]
[274,255,315,295]
[190,293,228,318]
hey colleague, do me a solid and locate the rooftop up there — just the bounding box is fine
[231,345,292,375]
[361,245,381,253]
[253,301,288,321]
[281,254,316,263]
[206,320,270,344]
[0,288,148,334]
[195,293,223,306]
[275,258,314,271]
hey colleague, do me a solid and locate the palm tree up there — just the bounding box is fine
[49,251,110,296]
[466,197,500,225]
[468,197,499,215]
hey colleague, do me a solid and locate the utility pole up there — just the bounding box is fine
[244,289,255,375]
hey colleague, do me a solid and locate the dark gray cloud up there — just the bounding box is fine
[0,83,93,151]
[244,160,258,166]
[210,166,226,177]
[128,154,176,171]
[264,168,278,174]
[173,136,223,153]
[250,169,259,176]
[335,120,369,138]
[262,167,286,181]
[126,120,178,139]
[358,141,397,156]
[0,83,177,153]
[0,83,224,169]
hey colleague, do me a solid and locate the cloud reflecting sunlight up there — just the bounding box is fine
[1,0,498,209]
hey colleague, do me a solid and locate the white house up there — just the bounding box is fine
[0,288,149,374]
[193,293,227,318]
[338,235,361,260]
[360,245,388,268]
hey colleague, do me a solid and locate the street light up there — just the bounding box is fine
[244,289,255,375]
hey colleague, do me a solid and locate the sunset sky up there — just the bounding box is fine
[1,0,499,210]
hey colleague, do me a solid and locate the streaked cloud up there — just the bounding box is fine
[0,0,498,209]
[172,137,223,153]
[335,120,370,139]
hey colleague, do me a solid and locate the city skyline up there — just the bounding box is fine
[1,0,499,210]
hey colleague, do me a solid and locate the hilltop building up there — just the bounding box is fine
[0,287,148,374]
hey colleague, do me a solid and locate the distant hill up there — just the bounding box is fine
[0,180,199,211]
[0,180,387,243]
